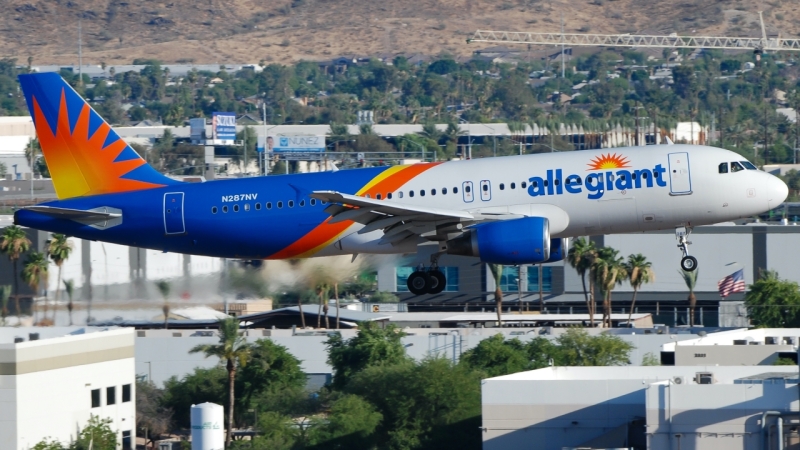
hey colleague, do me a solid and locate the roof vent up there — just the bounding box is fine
[14,337,23,343]
[28,333,39,341]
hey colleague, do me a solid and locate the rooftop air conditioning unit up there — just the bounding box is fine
[672,376,685,385]
[695,372,715,384]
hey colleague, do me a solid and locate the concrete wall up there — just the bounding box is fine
[0,329,135,450]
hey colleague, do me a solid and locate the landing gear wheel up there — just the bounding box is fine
[681,255,698,272]
[407,271,430,295]
[427,270,447,294]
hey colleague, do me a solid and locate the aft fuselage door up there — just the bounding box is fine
[479,180,492,201]
[163,192,186,235]
[462,181,474,203]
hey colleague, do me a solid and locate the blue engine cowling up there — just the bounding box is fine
[445,217,550,264]
[546,238,569,263]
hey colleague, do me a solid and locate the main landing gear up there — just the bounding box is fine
[407,254,447,295]
[676,226,697,272]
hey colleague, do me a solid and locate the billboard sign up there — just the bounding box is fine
[212,112,237,143]
[270,135,325,153]
[189,118,206,143]
[256,135,266,153]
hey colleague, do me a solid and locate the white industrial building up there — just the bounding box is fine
[482,365,799,450]
[661,328,800,366]
[0,327,136,450]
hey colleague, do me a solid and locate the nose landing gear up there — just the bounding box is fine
[676,226,697,271]
[406,254,447,295]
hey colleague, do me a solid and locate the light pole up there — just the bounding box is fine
[393,136,426,162]
[458,118,471,159]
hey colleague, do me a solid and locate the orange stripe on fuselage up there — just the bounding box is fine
[266,162,442,259]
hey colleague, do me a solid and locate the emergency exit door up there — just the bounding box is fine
[163,192,185,235]
[667,152,692,195]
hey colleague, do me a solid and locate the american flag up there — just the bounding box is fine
[718,269,746,298]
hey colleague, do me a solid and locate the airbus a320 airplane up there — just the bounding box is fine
[14,73,789,295]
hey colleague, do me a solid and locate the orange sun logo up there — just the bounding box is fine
[587,153,630,171]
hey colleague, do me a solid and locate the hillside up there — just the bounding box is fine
[2,0,800,65]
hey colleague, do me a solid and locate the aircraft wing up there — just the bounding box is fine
[24,206,121,223]
[311,190,519,246]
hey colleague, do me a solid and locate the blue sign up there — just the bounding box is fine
[212,112,237,141]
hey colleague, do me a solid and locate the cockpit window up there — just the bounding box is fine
[730,162,745,172]
[741,161,757,170]
[718,162,728,174]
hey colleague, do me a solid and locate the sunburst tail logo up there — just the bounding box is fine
[587,153,631,171]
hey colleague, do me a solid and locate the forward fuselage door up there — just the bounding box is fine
[163,192,186,235]
[668,152,692,195]
[462,181,474,203]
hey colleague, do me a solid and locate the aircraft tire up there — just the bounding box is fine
[407,271,430,295]
[680,256,698,272]
[427,270,447,294]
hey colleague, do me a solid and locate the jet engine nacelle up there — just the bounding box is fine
[546,238,568,263]
[445,217,550,265]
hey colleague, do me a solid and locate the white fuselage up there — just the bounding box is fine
[317,144,789,256]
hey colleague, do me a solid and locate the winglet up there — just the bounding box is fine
[18,73,178,199]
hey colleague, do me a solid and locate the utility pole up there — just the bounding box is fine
[560,13,566,79]
[634,103,640,146]
[263,102,269,175]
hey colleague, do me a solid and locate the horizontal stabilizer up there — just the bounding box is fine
[25,206,121,223]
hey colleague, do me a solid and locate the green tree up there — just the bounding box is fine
[30,439,63,450]
[190,317,251,448]
[307,394,383,449]
[243,412,298,450]
[64,279,75,326]
[460,334,529,377]
[74,415,118,450]
[625,253,655,325]
[22,251,48,323]
[489,264,504,325]
[555,328,633,366]
[347,357,482,450]
[567,237,598,326]
[593,247,626,328]
[679,269,699,326]
[641,352,660,366]
[745,270,800,327]
[155,280,171,329]
[325,322,409,389]
[48,234,73,322]
[137,380,173,447]
[0,225,31,318]
[163,367,228,428]
[236,338,306,411]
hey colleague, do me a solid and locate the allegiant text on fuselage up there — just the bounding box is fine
[528,164,668,200]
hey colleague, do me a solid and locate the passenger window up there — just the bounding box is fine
[510,182,516,189]
[288,200,294,208]
[399,191,404,198]
[277,201,283,208]
[244,204,250,211]
[223,206,228,213]
[442,187,447,194]
[482,184,488,192]
[499,183,505,190]
[255,203,261,210]
[376,194,382,200]
[310,199,316,206]
[266,202,272,209]
[453,187,458,194]
[233,205,239,212]
[719,162,728,174]
[741,161,757,170]
[387,193,393,199]
[300,200,305,207]
[431,189,436,196]
[365,194,371,199]
[212,207,218,214]
[521,181,527,189]
[567,176,582,185]
[409,191,415,197]
[731,162,744,172]
[420,190,425,196]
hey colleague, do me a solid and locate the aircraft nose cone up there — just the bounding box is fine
[767,174,789,208]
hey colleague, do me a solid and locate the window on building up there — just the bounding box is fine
[91,389,101,408]
[527,266,553,292]
[122,431,132,450]
[396,267,459,292]
[122,384,131,403]
[499,266,520,292]
[107,386,116,405]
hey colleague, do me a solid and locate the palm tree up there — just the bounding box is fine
[489,264,504,326]
[0,285,10,326]
[593,247,626,328]
[190,317,251,449]
[418,122,442,144]
[22,251,48,324]
[567,237,598,326]
[1,225,31,319]
[48,234,73,322]
[156,280,171,329]
[64,280,75,326]
[625,254,655,326]
[679,269,699,326]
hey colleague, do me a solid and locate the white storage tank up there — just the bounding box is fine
[191,402,224,450]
